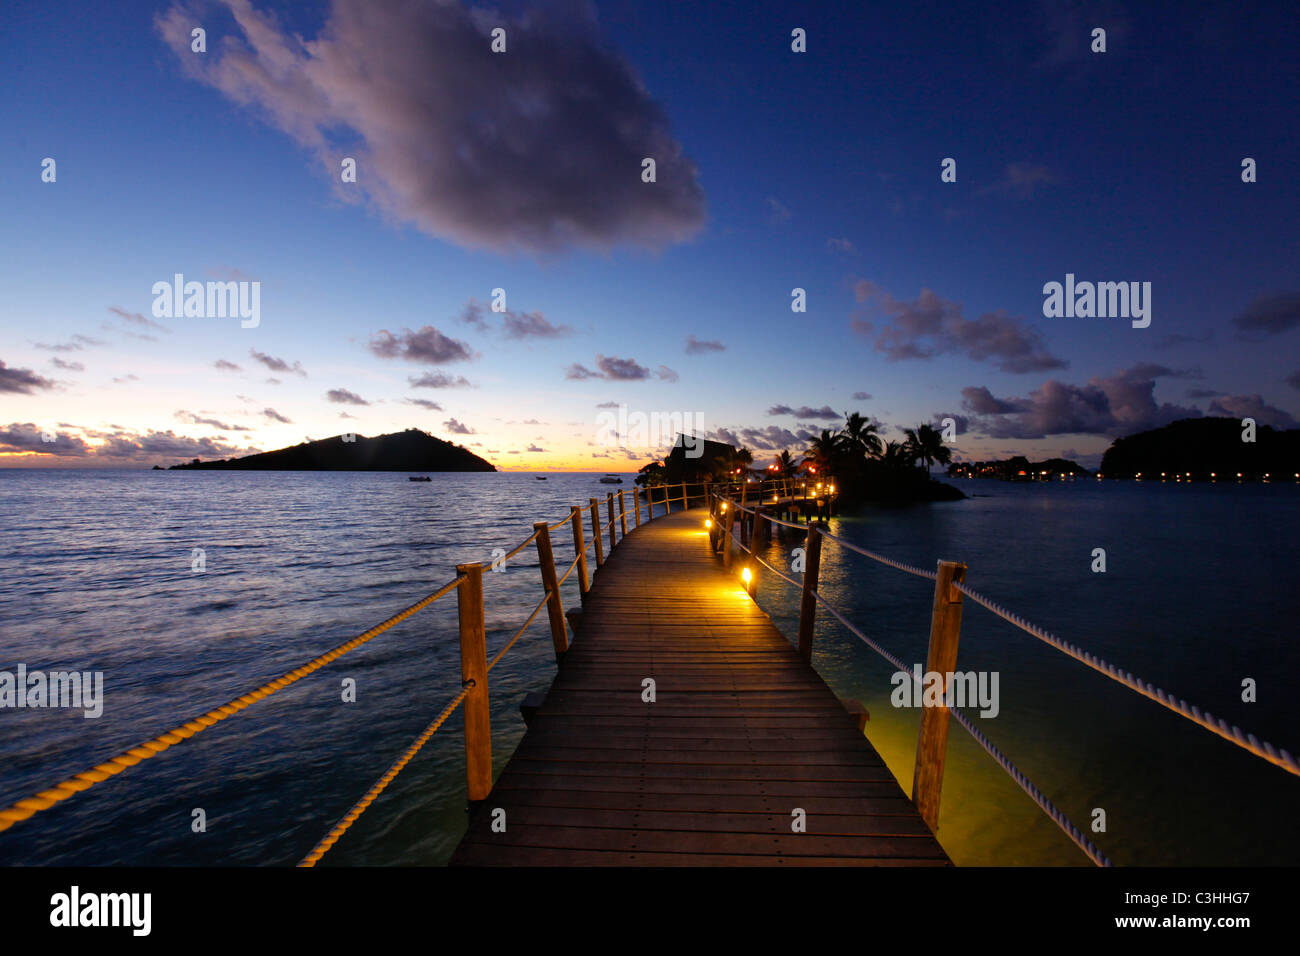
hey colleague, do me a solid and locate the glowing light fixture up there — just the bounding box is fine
[741,567,752,584]
[705,518,712,528]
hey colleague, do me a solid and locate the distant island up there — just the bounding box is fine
[1098,417,1299,479]
[167,428,496,472]
[947,456,1091,480]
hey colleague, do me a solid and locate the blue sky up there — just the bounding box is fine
[2,0,1296,469]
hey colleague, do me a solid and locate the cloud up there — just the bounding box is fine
[979,162,1056,199]
[685,335,725,354]
[566,354,653,381]
[404,398,443,410]
[175,410,250,431]
[50,358,84,372]
[826,237,855,254]
[369,326,475,364]
[852,391,872,400]
[249,349,307,376]
[263,407,292,423]
[595,401,620,408]
[156,0,704,255]
[767,404,839,420]
[326,388,369,405]
[765,197,791,224]
[409,371,473,389]
[655,365,679,383]
[501,310,573,340]
[1185,387,1225,399]
[0,423,259,463]
[112,374,139,384]
[853,279,1066,373]
[0,360,56,394]
[443,417,474,435]
[957,365,1205,439]
[35,335,102,352]
[108,306,170,332]
[738,425,802,450]
[1205,394,1299,429]
[1231,291,1300,339]
[526,444,547,452]
[214,359,242,372]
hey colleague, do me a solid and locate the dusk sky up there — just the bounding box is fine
[2,0,1297,471]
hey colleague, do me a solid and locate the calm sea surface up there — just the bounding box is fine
[1,470,1296,866]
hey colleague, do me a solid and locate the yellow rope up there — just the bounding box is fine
[297,687,470,867]
[0,574,465,834]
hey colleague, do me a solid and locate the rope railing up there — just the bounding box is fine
[707,484,1299,866]
[0,479,684,858]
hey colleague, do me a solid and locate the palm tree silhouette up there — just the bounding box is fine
[842,412,883,458]
[903,424,952,475]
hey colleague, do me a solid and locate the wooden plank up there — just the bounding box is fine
[450,508,949,867]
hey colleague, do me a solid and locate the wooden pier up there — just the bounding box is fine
[450,506,950,866]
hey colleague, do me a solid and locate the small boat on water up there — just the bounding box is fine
[599,474,623,484]
[408,476,431,482]
[536,476,548,480]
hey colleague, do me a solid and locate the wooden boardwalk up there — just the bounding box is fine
[450,506,950,866]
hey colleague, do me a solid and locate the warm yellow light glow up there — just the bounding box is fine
[704,518,712,528]
[741,567,752,584]
[721,503,727,512]
[829,484,835,493]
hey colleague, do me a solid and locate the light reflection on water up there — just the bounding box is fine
[0,471,1296,865]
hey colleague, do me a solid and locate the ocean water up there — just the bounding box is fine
[0,470,1296,866]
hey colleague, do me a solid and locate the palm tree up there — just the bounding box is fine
[903,424,952,475]
[879,440,914,471]
[774,450,799,481]
[843,412,883,458]
[802,429,842,474]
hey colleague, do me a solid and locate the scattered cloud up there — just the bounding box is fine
[326,388,370,405]
[826,237,855,254]
[0,360,56,394]
[565,354,654,381]
[852,391,872,400]
[685,335,725,354]
[853,279,1066,373]
[263,407,292,424]
[979,162,1056,199]
[214,359,242,372]
[956,364,1207,439]
[249,349,307,376]
[369,326,475,364]
[50,358,84,372]
[1231,291,1300,339]
[767,404,839,420]
[443,417,474,435]
[108,306,169,332]
[175,410,250,431]
[1205,394,1299,429]
[404,398,443,410]
[409,371,473,389]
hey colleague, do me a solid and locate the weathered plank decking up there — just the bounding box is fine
[450,506,950,866]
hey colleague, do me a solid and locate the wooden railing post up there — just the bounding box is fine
[532,522,569,661]
[797,525,823,663]
[663,484,671,515]
[722,504,735,569]
[618,490,628,537]
[606,493,616,553]
[680,481,687,510]
[569,505,589,605]
[589,497,604,567]
[911,559,967,831]
[455,562,492,803]
[633,487,641,527]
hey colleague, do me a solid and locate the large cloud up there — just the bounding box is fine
[0,360,56,394]
[951,365,1206,439]
[157,0,705,254]
[853,280,1066,373]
